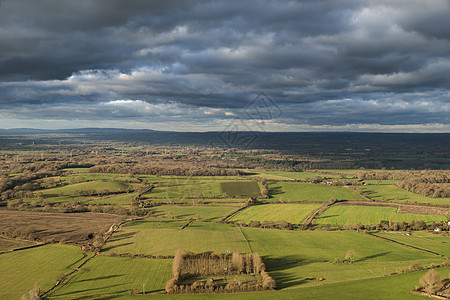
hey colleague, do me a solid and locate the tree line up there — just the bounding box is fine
[165,250,276,294]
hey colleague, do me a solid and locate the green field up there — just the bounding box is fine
[361,185,450,205]
[149,205,238,221]
[230,203,323,224]
[315,205,447,226]
[101,266,450,300]
[0,244,85,300]
[51,256,171,298]
[102,219,251,256]
[242,228,434,262]
[42,180,134,197]
[89,192,139,205]
[219,181,261,197]
[4,168,450,300]
[246,170,340,181]
[144,181,222,199]
[374,231,450,257]
[268,182,364,202]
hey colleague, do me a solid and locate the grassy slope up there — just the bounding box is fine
[102,220,251,256]
[51,256,172,298]
[0,244,84,300]
[374,231,450,257]
[361,185,450,205]
[149,205,238,221]
[269,182,364,202]
[230,204,323,224]
[144,182,222,199]
[315,205,447,226]
[109,264,450,300]
[242,228,433,262]
[42,180,132,196]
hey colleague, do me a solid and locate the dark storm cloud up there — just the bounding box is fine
[1,0,450,130]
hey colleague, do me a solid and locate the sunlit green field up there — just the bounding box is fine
[149,205,238,221]
[51,256,172,298]
[374,231,450,257]
[230,203,322,224]
[102,219,251,256]
[268,182,364,202]
[361,185,450,205]
[0,245,85,300]
[315,205,447,226]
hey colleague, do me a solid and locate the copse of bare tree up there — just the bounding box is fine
[232,252,244,273]
[165,250,276,294]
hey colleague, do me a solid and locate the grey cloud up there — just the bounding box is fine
[1,0,450,130]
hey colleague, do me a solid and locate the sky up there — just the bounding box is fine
[0,0,450,132]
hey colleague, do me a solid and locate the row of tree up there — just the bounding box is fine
[166,250,276,294]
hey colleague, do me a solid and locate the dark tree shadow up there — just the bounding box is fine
[56,283,126,296]
[263,255,313,289]
[269,186,283,197]
[107,231,137,242]
[355,251,391,262]
[101,242,134,252]
[75,274,125,283]
[315,214,339,220]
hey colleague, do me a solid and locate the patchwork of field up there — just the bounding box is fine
[102,219,251,256]
[268,182,364,202]
[52,256,172,298]
[229,203,323,224]
[315,205,447,226]
[0,244,85,300]
[361,185,450,205]
[3,168,450,300]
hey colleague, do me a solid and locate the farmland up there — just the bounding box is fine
[1,144,450,299]
[219,181,261,197]
[0,236,35,252]
[315,205,447,227]
[373,231,450,257]
[229,203,323,224]
[51,256,172,298]
[149,205,239,221]
[0,210,122,244]
[268,182,364,202]
[101,219,252,256]
[0,244,85,300]
[361,185,450,205]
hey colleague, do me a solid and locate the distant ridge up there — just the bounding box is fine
[0,128,160,134]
